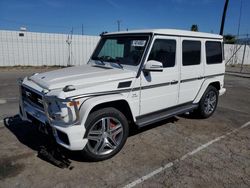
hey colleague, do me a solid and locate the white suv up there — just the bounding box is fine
[19,29,226,161]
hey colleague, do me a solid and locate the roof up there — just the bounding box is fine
[105,29,223,39]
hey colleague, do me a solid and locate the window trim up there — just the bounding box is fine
[146,38,177,68]
[182,40,202,66]
[91,34,151,66]
[205,41,223,65]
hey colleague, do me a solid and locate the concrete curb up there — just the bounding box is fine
[225,72,250,79]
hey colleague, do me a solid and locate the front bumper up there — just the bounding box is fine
[19,84,87,151]
[219,88,226,96]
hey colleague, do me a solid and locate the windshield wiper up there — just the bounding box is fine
[109,58,123,69]
[93,56,123,69]
[92,57,106,66]
[112,61,123,69]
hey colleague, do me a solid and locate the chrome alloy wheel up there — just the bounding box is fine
[204,90,217,114]
[86,117,124,155]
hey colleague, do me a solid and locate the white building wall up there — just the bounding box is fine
[0,30,100,66]
[0,30,249,66]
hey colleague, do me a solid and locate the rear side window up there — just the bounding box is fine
[206,41,223,64]
[182,40,201,66]
[148,39,176,68]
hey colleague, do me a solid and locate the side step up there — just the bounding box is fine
[136,103,198,128]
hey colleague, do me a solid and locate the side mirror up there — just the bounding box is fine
[143,60,163,72]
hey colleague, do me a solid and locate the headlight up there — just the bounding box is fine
[44,96,80,126]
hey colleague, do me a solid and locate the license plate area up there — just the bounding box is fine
[27,113,49,134]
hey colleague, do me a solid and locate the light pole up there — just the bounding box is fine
[220,0,229,35]
[117,20,122,31]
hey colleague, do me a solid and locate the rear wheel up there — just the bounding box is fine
[195,85,218,118]
[82,107,129,161]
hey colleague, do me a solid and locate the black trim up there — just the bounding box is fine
[205,73,224,78]
[180,73,224,83]
[72,89,132,99]
[139,82,170,90]
[136,102,198,127]
[143,69,163,72]
[72,81,174,99]
[171,80,178,85]
[56,130,70,145]
[181,77,200,83]
[102,32,222,79]
[89,33,151,67]
[71,73,224,99]
[136,33,154,78]
[104,32,222,40]
[103,33,152,38]
[118,81,132,88]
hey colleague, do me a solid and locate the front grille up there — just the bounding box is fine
[21,86,44,109]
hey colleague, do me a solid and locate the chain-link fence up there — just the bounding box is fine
[225,36,250,74]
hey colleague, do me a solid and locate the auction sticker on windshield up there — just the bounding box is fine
[131,40,146,47]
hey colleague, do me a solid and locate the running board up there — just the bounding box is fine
[136,103,198,128]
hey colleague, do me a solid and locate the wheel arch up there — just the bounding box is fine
[193,78,222,103]
[79,94,136,127]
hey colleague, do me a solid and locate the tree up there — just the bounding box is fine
[191,24,199,32]
[224,34,236,44]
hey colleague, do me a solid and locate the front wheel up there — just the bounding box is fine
[82,107,129,161]
[195,85,219,118]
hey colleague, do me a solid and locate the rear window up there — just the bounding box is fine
[182,40,201,66]
[206,41,223,64]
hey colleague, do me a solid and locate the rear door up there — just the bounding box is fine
[179,38,204,104]
[139,35,180,115]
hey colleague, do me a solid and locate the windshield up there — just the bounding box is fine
[92,35,149,66]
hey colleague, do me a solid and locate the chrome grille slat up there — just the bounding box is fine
[21,85,44,109]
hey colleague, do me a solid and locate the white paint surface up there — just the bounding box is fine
[124,121,250,188]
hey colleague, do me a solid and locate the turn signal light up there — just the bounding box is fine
[67,101,80,107]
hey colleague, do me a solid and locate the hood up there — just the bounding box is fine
[29,65,136,90]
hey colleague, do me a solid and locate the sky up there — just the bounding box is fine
[0,0,249,36]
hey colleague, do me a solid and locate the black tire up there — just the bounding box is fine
[82,107,129,161]
[195,85,219,119]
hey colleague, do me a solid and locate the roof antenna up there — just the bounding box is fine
[220,0,229,35]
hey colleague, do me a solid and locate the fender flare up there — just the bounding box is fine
[78,94,136,127]
[193,78,221,104]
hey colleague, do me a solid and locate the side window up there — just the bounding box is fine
[206,41,222,64]
[148,39,176,68]
[182,40,201,66]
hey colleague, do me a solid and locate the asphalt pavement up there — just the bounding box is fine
[0,67,249,188]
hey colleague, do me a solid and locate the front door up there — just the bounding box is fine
[140,36,180,115]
